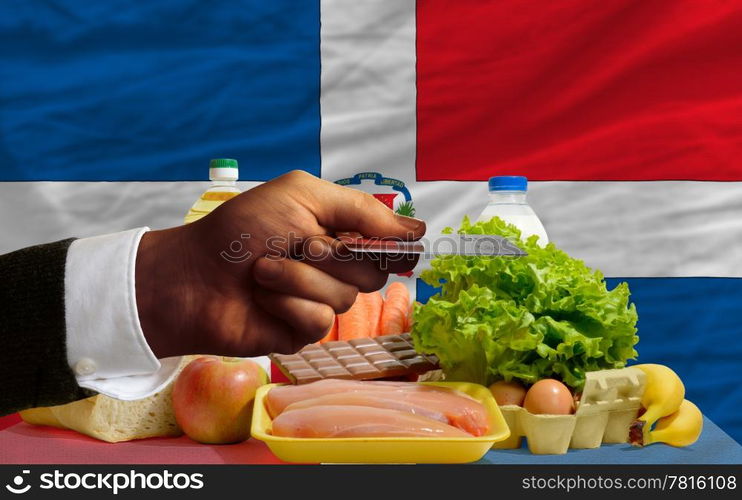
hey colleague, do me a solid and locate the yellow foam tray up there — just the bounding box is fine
[251,381,510,464]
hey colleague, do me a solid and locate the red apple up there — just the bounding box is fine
[172,356,268,444]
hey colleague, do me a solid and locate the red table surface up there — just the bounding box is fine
[0,421,286,464]
[0,413,21,431]
[0,365,292,464]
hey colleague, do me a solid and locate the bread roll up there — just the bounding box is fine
[20,355,197,442]
[17,406,64,428]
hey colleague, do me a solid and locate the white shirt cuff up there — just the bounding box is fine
[64,227,180,400]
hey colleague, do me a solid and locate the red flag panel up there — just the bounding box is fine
[416,0,742,181]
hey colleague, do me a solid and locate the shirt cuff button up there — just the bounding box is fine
[74,358,97,376]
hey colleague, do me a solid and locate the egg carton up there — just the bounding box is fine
[492,366,646,454]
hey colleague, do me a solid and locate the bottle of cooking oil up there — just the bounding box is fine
[184,158,241,224]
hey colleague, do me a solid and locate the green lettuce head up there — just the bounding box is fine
[411,216,639,390]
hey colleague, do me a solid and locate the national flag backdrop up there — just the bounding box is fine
[1,1,741,441]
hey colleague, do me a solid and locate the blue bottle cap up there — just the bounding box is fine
[488,176,527,192]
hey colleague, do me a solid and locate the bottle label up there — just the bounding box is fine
[201,192,240,202]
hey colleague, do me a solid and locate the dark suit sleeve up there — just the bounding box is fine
[0,239,95,415]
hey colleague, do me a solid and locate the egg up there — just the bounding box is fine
[523,379,574,415]
[489,380,527,406]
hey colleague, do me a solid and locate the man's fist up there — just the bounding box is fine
[135,171,425,358]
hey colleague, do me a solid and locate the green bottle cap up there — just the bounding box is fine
[209,158,238,169]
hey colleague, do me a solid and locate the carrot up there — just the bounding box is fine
[379,282,410,335]
[338,292,383,340]
[338,299,363,340]
[318,315,338,344]
[366,291,383,337]
[404,301,419,332]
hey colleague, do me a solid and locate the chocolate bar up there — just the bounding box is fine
[270,333,439,384]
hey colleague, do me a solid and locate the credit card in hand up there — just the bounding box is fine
[337,234,526,257]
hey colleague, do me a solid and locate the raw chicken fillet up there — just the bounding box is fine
[272,405,472,438]
[266,379,490,437]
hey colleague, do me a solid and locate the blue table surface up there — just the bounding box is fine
[477,417,741,464]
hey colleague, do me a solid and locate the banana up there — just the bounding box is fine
[643,399,703,447]
[628,364,685,446]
